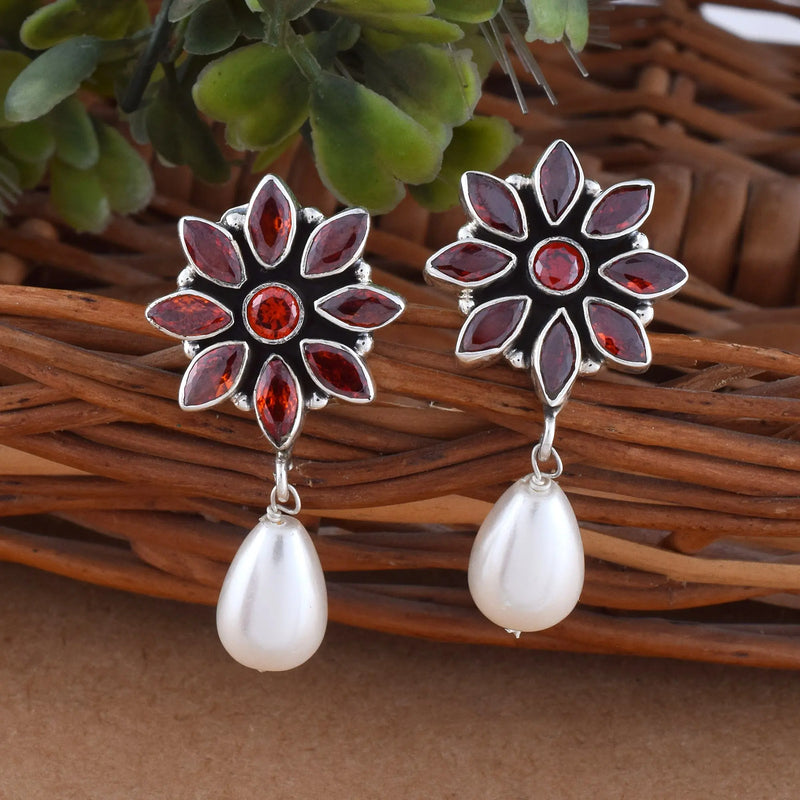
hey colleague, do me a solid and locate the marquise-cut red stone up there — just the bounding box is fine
[317,286,402,329]
[254,358,299,447]
[303,341,371,400]
[429,242,513,284]
[304,210,368,276]
[538,141,580,222]
[147,293,232,338]
[248,178,292,265]
[538,316,577,401]
[601,252,687,295]
[460,298,528,353]
[531,240,585,291]
[587,301,647,363]
[585,183,652,236]
[246,285,301,341]
[181,343,246,407]
[464,173,525,238]
[182,219,243,285]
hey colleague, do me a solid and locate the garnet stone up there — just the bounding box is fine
[459,297,529,355]
[464,172,525,239]
[254,357,300,448]
[181,219,243,286]
[600,251,687,296]
[537,315,578,402]
[246,285,302,342]
[146,292,232,338]
[303,341,372,400]
[247,176,293,266]
[181,342,247,408]
[585,183,652,237]
[428,241,514,285]
[304,209,369,277]
[586,300,648,364]
[530,240,586,292]
[538,141,580,223]
[317,286,403,329]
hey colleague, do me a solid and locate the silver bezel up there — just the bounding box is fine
[253,355,304,451]
[583,296,652,372]
[460,171,528,243]
[220,204,248,230]
[301,338,375,404]
[145,289,234,341]
[597,249,688,301]
[424,238,516,290]
[242,282,304,345]
[528,236,590,296]
[314,284,405,332]
[179,340,249,411]
[244,174,298,269]
[178,216,246,289]
[532,139,585,226]
[581,180,655,240]
[301,207,370,279]
[456,295,531,366]
[532,308,582,408]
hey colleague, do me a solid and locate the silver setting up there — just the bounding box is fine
[581,179,655,240]
[306,393,329,410]
[301,206,325,225]
[232,392,252,412]
[354,334,373,356]
[253,355,304,451]
[314,284,405,332]
[580,358,602,375]
[220,204,247,230]
[177,267,194,288]
[460,171,528,243]
[355,262,371,284]
[505,349,526,369]
[242,282,304,345]
[300,207,370,279]
[183,341,200,359]
[244,174,298,269]
[637,306,655,325]
[425,238,517,290]
[532,139,585,225]
[537,411,558,463]
[178,216,246,289]
[531,308,582,408]
[301,338,376,404]
[631,232,649,249]
[456,295,532,366]
[145,289,234,341]
[458,290,474,316]
[505,173,528,190]
[178,340,249,411]
[583,296,652,372]
[597,249,689,301]
[528,236,590,296]
[584,179,601,197]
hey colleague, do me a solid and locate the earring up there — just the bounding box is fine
[146,176,404,670]
[424,140,687,636]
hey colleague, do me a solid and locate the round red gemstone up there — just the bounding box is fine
[303,341,371,400]
[246,285,302,342]
[538,141,580,222]
[255,358,299,447]
[304,210,368,276]
[317,287,402,329]
[460,298,528,353]
[465,173,524,238]
[531,240,586,292]
[601,252,686,295]
[587,301,647,363]
[248,178,292,265]
[429,242,513,284]
[182,219,243,285]
[147,293,232,338]
[586,184,652,236]
[538,316,577,401]
[182,343,246,407]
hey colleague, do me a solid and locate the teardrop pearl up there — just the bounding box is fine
[468,477,584,632]
[216,515,327,671]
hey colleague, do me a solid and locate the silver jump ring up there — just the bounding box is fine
[538,412,557,462]
[531,443,563,484]
[274,454,291,504]
[268,483,302,518]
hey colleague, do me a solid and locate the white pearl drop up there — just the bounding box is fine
[216,515,327,671]
[468,477,584,633]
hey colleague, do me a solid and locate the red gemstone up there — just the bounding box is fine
[181,343,246,407]
[464,173,525,238]
[531,240,586,291]
[246,285,301,341]
[147,293,232,338]
[182,219,243,285]
[304,210,369,276]
[585,183,652,236]
[587,301,647,363]
[248,177,293,265]
[538,316,577,401]
[254,357,299,447]
[601,251,687,295]
[429,241,513,284]
[317,286,402,329]
[303,341,372,400]
[459,297,529,353]
[538,141,580,222]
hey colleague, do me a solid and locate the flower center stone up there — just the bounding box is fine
[530,239,586,292]
[245,284,302,342]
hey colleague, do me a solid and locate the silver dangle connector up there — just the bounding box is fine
[267,450,302,521]
[529,412,563,488]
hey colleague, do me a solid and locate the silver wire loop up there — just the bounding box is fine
[531,442,563,484]
[268,483,302,518]
[274,452,291,504]
[538,411,558,462]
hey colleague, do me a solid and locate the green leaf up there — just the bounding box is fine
[184,0,240,55]
[410,116,519,211]
[251,132,299,172]
[433,0,501,24]
[50,157,110,232]
[0,0,45,45]
[565,0,589,51]
[523,0,564,43]
[323,0,432,13]
[0,51,30,128]
[229,1,266,38]
[361,14,463,43]
[94,122,153,213]
[5,37,101,122]
[169,0,213,22]
[49,96,99,168]
[309,71,441,212]
[192,43,309,150]
[14,155,47,189]
[0,118,55,163]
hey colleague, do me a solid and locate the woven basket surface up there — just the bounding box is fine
[2,0,800,668]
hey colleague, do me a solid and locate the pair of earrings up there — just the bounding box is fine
[146,141,687,671]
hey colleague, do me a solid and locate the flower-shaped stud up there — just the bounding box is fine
[424,140,687,410]
[146,175,405,449]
